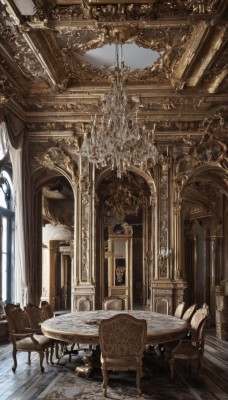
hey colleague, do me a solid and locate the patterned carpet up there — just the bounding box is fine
[37,348,214,400]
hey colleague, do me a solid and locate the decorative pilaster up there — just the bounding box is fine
[173,197,183,280]
[158,154,171,280]
[209,236,217,324]
[72,159,96,311]
[151,152,187,314]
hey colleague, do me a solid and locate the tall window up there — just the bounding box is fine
[0,169,14,302]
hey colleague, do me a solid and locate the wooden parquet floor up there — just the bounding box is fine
[0,329,227,400]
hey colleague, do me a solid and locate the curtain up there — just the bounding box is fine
[0,120,9,161]
[22,139,34,304]
[9,145,28,305]
[1,116,28,306]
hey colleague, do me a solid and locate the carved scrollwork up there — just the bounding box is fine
[197,135,227,167]
[175,154,199,176]
[175,270,183,280]
[185,0,219,14]
[158,256,167,277]
[174,113,228,177]
[0,9,48,82]
[174,199,182,214]
[36,145,79,187]
[82,204,89,280]
[199,112,225,135]
[108,222,133,236]
[82,2,157,22]
[80,176,90,205]
[31,0,57,21]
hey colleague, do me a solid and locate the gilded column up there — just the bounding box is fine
[173,197,183,280]
[209,236,217,324]
[73,158,95,311]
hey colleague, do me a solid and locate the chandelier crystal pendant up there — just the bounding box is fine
[82,45,158,178]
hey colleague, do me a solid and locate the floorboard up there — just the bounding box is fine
[0,329,227,399]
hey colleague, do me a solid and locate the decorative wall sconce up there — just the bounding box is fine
[158,248,172,277]
[159,248,172,259]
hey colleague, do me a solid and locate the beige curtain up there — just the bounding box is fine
[9,145,28,305]
[1,114,29,306]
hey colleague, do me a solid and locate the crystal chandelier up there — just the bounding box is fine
[82,46,158,178]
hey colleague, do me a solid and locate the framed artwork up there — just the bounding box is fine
[115,258,126,286]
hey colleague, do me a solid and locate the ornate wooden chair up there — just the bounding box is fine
[24,304,46,334]
[40,300,54,319]
[5,306,54,373]
[169,304,210,381]
[158,301,186,354]
[75,296,93,353]
[40,301,69,360]
[103,296,125,311]
[174,301,185,319]
[58,297,93,362]
[4,303,20,331]
[99,313,147,397]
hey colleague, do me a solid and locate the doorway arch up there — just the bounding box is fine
[95,168,156,310]
[180,166,228,325]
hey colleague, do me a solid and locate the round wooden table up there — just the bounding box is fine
[41,310,189,346]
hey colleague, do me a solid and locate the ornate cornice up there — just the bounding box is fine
[0,0,227,141]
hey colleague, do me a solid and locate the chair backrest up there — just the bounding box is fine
[6,307,30,334]
[190,304,210,350]
[4,303,22,333]
[99,313,147,358]
[24,304,46,329]
[103,296,125,311]
[182,303,197,322]
[40,301,54,319]
[78,296,91,311]
[174,302,185,318]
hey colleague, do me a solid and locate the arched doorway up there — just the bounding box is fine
[41,176,74,311]
[96,170,153,310]
[181,168,227,325]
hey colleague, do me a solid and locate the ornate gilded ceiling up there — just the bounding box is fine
[0,0,226,227]
[0,0,227,142]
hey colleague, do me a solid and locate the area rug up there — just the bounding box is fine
[37,350,213,400]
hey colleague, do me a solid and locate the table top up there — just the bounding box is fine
[41,310,189,345]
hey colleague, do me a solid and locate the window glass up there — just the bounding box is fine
[0,170,13,210]
[1,218,7,301]
[0,169,14,302]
